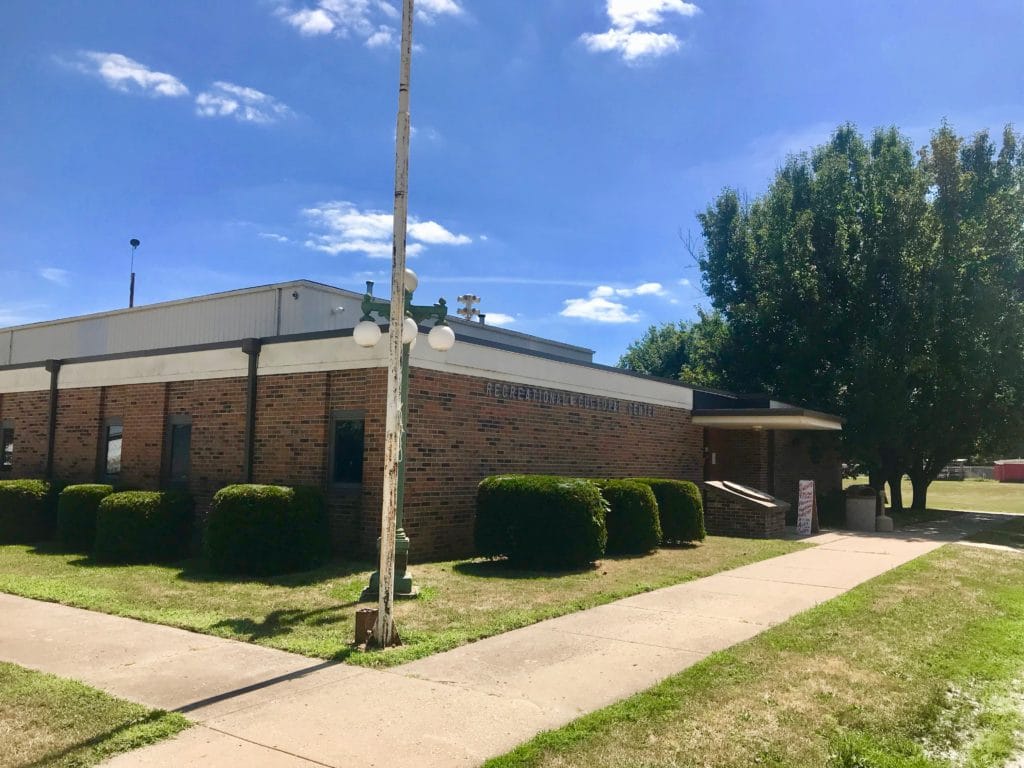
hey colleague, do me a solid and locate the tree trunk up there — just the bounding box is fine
[886,474,904,512]
[909,472,929,511]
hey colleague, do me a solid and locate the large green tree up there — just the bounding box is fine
[617,309,728,386]
[693,122,1024,509]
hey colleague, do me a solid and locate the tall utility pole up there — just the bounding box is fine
[371,0,415,649]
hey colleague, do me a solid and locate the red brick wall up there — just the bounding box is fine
[53,387,103,483]
[400,369,703,560]
[772,430,842,515]
[706,428,770,489]
[1,364,714,560]
[0,391,49,478]
[166,378,248,511]
[704,484,786,538]
[252,368,386,555]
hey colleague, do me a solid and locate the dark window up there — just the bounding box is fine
[331,414,365,485]
[166,417,192,485]
[1,423,13,472]
[104,423,123,477]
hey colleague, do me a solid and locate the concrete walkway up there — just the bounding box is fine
[0,515,999,768]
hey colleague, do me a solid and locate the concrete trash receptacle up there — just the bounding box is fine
[845,485,877,531]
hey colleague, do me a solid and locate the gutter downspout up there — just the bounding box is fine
[241,339,262,483]
[44,359,61,480]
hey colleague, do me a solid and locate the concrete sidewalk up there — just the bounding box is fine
[0,518,993,768]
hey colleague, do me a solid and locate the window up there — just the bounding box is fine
[330,412,365,485]
[0,422,13,472]
[103,421,123,478]
[166,416,192,485]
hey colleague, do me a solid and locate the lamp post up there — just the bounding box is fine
[354,269,456,625]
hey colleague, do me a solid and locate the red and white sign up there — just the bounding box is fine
[797,480,818,535]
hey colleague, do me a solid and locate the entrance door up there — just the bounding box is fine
[703,428,729,482]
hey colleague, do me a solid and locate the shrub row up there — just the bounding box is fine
[0,479,59,543]
[1,479,330,576]
[476,475,608,569]
[57,484,114,551]
[475,474,704,568]
[632,477,705,545]
[206,484,330,575]
[94,491,196,563]
[599,479,662,555]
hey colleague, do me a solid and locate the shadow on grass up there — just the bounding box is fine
[20,710,174,768]
[209,605,361,662]
[176,558,372,587]
[211,601,358,637]
[452,558,599,580]
[28,540,87,557]
[49,546,373,589]
[966,517,1024,551]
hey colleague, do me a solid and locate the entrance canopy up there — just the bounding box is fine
[691,391,843,431]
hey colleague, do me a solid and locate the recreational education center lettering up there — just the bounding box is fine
[484,381,655,417]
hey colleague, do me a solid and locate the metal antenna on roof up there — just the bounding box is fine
[129,239,141,308]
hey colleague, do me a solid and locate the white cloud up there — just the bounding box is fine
[483,312,516,326]
[607,0,700,29]
[590,281,666,298]
[407,220,471,245]
[581,29,680,60]
[365,25,396,48]
[259,232,291,243]
[581,0,700,62]
[678,277,691,286]
[195,81,292,124]
[278,0,461,47]
[72,51,189,97]
[559,281,666,323]
[39,268,70,286]
[561,296,640,323]
[620,281,666,297]
[287,7,336,34]
[302,201,471,257]
[417,0,463,23]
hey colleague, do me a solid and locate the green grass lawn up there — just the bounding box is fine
[844,476,1024,515]
[0,537,804,668]
[486,543,1024,768]
[0,662,187,768]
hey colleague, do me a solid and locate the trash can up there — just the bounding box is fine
[845,485,877,531]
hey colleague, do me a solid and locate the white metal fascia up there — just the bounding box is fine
[410,340,693,410]
[691,413,842,430]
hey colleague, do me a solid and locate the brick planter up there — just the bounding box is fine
[704,480,789,538]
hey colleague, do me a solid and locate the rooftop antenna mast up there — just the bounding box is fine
[129,238,140,308]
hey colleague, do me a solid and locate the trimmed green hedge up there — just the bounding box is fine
[0,479,54,543]
[476,475,607,569]
[93,491,195,563]
[205,484,331,575]
[57,484,114,551]
[600,479,662,554]
[632,478,705,544]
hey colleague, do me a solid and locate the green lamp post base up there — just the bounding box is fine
[361,531,419,600]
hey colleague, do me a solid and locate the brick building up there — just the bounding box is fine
[0,280,842,559]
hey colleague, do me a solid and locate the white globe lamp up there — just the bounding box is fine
[404,268,419,293]
[427,324,456,352]
[402,316,418,344]
[353,319,382,348]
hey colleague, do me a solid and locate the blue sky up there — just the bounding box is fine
[2,1,1022,364]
